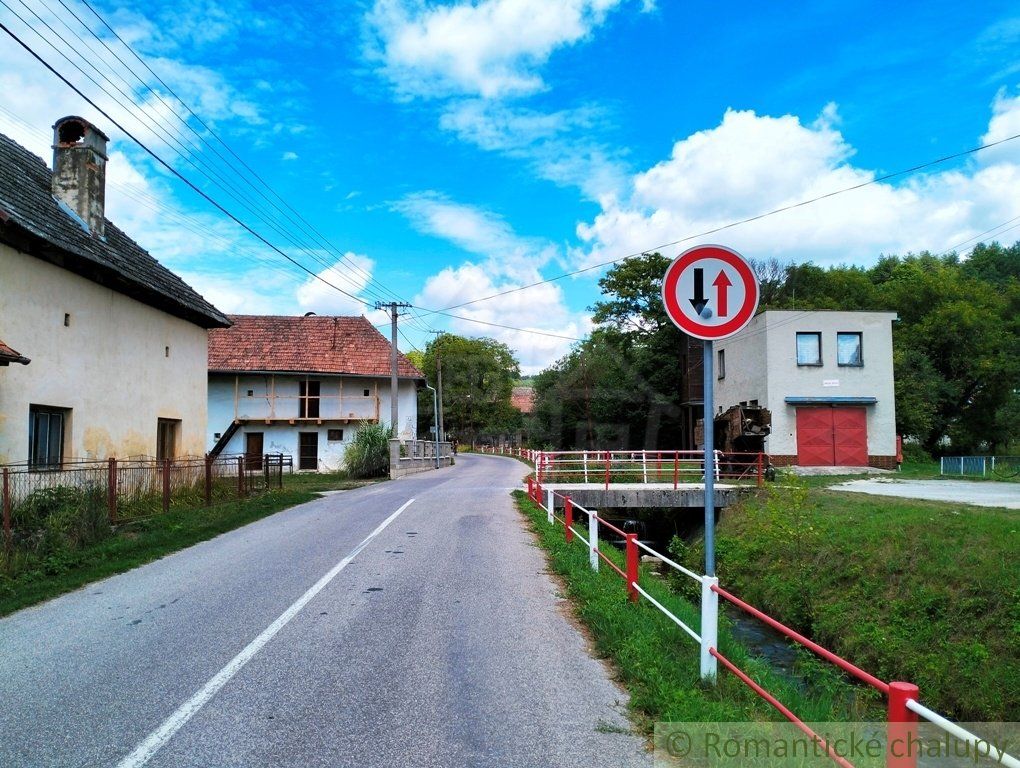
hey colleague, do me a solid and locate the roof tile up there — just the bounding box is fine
[208,315,424,379]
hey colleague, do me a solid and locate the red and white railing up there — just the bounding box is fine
[530,449,767,489]
[524,476,1018,768]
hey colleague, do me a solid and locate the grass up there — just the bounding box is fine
[514,490,880,733]
[0,472,378,617]
[670,480,1019,721]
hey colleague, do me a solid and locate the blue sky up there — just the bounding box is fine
[2,0,1019,372]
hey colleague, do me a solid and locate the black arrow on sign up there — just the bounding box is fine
[689,268,707,314]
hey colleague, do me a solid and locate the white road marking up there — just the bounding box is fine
[116,498,416,768]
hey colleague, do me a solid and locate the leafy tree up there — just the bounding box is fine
[416,333,521,446]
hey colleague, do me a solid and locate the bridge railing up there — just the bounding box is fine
[523,477,1018,768]
[530,449,766,489]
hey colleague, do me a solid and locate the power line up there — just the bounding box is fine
[0,19,373,307]
[418,130,1020,316]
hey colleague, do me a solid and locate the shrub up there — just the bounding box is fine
[343,424,390,478]
[11,485,110,555]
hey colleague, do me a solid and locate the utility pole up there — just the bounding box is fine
[428,331,446,443]
[375,301,412,437]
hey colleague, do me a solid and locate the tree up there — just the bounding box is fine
[416,333,521,446]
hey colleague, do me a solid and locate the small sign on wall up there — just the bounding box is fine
[823,379,840,387]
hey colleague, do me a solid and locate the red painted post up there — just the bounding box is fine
[756,452,764,488]
[237,456,245,499]
[604,451,610,490]
[565,496,574,543]
[537,453,543,484]
[161,458,171,514]
[527,475,534,501]
[107,458,118,524]
[886,682,920,768]
[673,452,679,490]
[2,467,10,547]
[625,533,639,602]
[204,455,213,506]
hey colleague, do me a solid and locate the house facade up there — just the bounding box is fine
[0,117,229,466]
[207,315,424,471]
[713,310,898,468]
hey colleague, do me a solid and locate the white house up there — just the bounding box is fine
[0,117,229,466]
[713,310,898,468]
[207,314,424,471]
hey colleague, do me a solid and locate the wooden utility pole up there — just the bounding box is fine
[375,302,411,437]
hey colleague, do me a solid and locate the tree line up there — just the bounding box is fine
[528,242,1020,456]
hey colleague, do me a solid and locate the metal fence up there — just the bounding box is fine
[524,478,1020,768]
[940,455,1020,478]
[2,454,289,550]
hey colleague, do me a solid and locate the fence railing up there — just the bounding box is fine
[940,455,1020,478]
[2,454,289,547]
[524,475,1018,768]
[531,449,767,489]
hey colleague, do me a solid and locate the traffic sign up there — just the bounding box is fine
[661,245,759,340]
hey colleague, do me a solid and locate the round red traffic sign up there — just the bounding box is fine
[661,245,759,340]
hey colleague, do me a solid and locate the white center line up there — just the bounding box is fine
[116,498,416,768]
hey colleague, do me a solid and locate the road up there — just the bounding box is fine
[832,478,1020,509]
[0,454,649,767]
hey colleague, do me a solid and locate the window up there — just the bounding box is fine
[327,429,344,442]
[156,419,180,461]
[837,332,863,366]
[299,380,320,418]
[717,349,726,379]
[796,332,822,365]
[29,406,67,469]
[363,388,370,397]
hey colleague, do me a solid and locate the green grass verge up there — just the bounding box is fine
[0,473,379,617]
[670,481,1019,721]
[514,491,879,732]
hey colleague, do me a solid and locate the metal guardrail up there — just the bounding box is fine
[524,475,1017,768]
[531,449,767,489]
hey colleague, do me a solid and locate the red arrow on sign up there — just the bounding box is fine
[713,269,732,317]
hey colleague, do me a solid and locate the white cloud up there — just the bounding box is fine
[294,253,382,317]
[440,100,627,199]
[281,150,299,161]
[365,0,636,99]
[395,192,557,280]
[396,193,590,371]
[576,98,1020,271]
[414,262,590,374]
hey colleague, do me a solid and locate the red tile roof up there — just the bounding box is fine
[0,338,29,365]
[208,315,424,379]
[511,386,535,414]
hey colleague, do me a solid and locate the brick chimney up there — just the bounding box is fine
[51,116,109,237]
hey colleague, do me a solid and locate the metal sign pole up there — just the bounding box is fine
[703,338,715,577]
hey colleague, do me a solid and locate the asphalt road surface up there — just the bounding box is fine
[0,454,649,767]
[832,478,1020,509]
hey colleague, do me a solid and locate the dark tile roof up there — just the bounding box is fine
[0,132,229,329]
[208,315,424,379]
[0,338,30,365]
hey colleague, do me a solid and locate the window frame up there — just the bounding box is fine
[28,405,67,470]
[795,332,823,366]
[299,380,321,418]
[836,331,864,367]
[156,418,181,462]
[717,348,726,380]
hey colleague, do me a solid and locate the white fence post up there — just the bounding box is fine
[642,452,648,483]
[546,487,554,525]
[588,510,599,571]
[700,576,719,682]
[583,451,589,483]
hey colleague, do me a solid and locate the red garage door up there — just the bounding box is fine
[796,407,868,466]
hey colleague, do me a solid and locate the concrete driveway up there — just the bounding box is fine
[831,478,1020,509]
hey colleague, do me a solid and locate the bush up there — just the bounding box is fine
[343,424,391,478]
[11,485,110,556]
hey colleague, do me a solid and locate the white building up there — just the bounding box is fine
[207,314,423,471]
[713,310,898,468]
[0,117,229,466]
